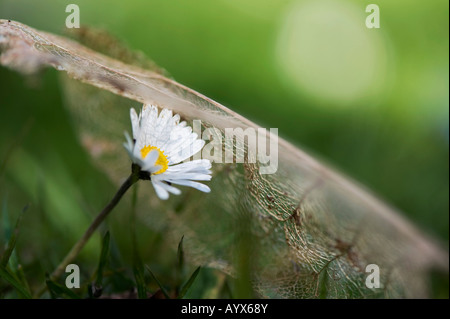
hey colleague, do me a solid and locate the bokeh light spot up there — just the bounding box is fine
[276,0,389,107]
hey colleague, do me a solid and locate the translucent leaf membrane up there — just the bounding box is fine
[1,20,448,298]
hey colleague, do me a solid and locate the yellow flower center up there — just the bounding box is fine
[140,145,169,175]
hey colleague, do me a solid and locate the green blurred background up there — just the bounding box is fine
[0,0,448,297]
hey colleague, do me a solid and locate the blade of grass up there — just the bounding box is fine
[177,235,185,273]
[130,184,148,299]
[88,231,111,298]
[176,235,185,293]
[16,264,31,294]
[133,265,147,299]
[95,231,110,287]
[145,265,170,299]
[130,183,139,255]
[45,276,80,299]
[318,267,329,299]
[1,203,29,267]
[178,266,201,299]
[109,267,136,292]
[0,264,32,299]
[107,240,136,292]
[1,201,32,296]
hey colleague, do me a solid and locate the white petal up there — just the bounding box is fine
[132,143,142,162]
[160,126,192,153]
[149,108,173,147]
[147,165,163,174]
[159,108,173,120]
[159,182,182,195]
[167,159,212,172]
[151,180,169,200]
[166,179,211,193]
[141,149,159,169]
[123,131,135,159]
[130,108,140,140]
[168,139,205,164]
[124,131,133,145]
[139,105,159,147]
[161,173,211,181]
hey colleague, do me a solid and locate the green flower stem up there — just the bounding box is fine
[35,173,138,298]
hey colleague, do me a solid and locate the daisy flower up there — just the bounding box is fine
[123,105,212,200]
